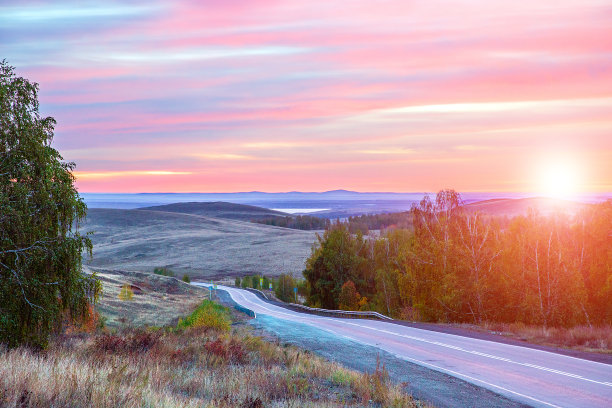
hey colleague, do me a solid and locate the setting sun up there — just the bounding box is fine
[537,160,581,199]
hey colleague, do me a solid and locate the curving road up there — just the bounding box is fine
[194,283,612,408]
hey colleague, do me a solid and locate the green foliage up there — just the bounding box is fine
[181,274,191,283]
[0,61,99,348]
[241,276,249,288]
[303,223,369,309]
[176,300,231,332]
[338,280,360,310]
[346,211,413,234]
[118,284,134,301]
[304,189,612,327]
[235,277,241,287]
[275,274,297,302]
[153,267,174,277]
[330,369,354,387]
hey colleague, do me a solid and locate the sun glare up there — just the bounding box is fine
[537,160,581,200]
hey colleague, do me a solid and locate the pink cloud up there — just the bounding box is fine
[4,0,610,193]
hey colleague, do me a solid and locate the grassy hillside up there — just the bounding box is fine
[81,208,317,279]
[0,269,418,407]
[138,201,291,221]
[88,267,208,328]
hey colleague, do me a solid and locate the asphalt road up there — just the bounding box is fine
[194,283,612,408]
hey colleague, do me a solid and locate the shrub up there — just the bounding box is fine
[204,337,246,363]
[153,267,174,277]
[181,274,191,283]
[118,284,134,301]
[235,277,241,287]
[177,300,231,332]
[93,330,160,354]
[331,369,354,387]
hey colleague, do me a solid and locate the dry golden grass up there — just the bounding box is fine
[1,269,422,407]
[90,267,208,329]
[470,322,612,353]
[0,326,418,408]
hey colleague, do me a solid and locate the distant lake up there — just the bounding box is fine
[271,208,331,214]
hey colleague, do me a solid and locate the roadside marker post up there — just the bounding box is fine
[294,287,297,303]
[259,278,263,289]
[269,283,273,291]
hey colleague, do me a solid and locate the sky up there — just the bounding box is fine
[2,0,611,194]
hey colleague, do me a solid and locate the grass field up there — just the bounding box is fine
[0,270,420,408]
[89,267,209,328]
[81,208,318,280]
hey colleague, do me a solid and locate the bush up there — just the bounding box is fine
[235,277,241,287]
[118,284,134,301]
[262,276,270,290]
[181,274,191,283]
[153,267,174,277]
[177,300,231,332]
[93,330,160,354]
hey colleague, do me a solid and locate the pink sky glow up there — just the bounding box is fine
[2,0,611,194]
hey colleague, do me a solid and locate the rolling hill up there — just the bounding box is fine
[81,208,317,279]
[138,201,291,221]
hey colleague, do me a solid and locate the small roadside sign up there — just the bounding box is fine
[259,278,263,288]
[269,283,273,290]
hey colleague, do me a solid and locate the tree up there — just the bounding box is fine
[338,280,360,310]
[303,223,368,308]
[0,60,99,348]
[275,273,296,302]
[118,284,134,301]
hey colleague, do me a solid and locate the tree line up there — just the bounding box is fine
[303,190,612,327]
[346,211,413,234]
[252,215,330,230]
[235,274,308,303]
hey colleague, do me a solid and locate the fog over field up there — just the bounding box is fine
[81,208,318,279]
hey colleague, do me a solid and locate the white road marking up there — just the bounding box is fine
[197,283,612,407]
[216,286,611,388]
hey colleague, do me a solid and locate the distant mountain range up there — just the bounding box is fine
[81,191,610,218]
